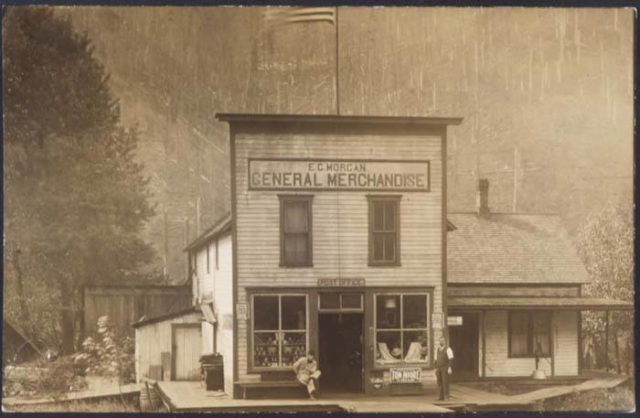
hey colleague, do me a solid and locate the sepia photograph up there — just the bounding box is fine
[2,5,635,413]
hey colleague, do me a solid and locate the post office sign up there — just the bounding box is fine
[317,278,365,287]
[248,158,430,192]
[390,367,422,383]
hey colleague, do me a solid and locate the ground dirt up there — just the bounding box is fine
[538,379,635,412]
[8,398,140,413]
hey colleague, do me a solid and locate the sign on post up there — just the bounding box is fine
[447,316,463,326]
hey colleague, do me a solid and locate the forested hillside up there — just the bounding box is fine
[61,7,633,283]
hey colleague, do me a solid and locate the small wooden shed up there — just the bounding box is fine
[133,307,203,382]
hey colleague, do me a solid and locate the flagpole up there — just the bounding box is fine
[335,7,340,116]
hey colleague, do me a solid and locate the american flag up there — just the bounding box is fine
[263,7,336,27]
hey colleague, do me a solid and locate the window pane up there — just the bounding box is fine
[372,202,384,231]
[533,313,550,356]
[281,296,306,330]
[284,233,308,264]
[284,201,308,233]
[254,296,279,330]
[282,332,306,366]
[403,331,428,362]
[376,295,400,329]
[319,293,340,309]
[376,331,402,364]
[341,294,362,309]
[373,234,384,260]
[254,332,278,367]
[403,295,427,328]
[383,233,396,261]
[510,312,529,356]
[384,202,396,231]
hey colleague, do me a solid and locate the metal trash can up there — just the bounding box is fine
[200,353,224,391]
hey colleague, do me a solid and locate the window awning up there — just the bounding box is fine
[448,297,633,310]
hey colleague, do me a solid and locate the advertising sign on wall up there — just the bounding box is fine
[248,158,430,192]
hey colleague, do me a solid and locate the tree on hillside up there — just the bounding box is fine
[576,199,634,374]
[3,7,156,354]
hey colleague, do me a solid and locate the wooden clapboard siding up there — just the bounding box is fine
[484,311,552,377]
[448,285,581,297]
[192,232,235,394]
[233,132,444,380]
[482,310,578,377]
[214,234,235,395]
[84,286,191,335]
[553,311,579,376]
[134,311,202,383]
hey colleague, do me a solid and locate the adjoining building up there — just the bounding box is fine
[133,113,631,399]
[446,180,632,380]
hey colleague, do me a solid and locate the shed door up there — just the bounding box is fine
[172,324,202,381]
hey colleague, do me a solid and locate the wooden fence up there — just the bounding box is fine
[84,286,192,335]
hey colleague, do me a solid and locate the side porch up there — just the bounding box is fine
[447,296,632,381]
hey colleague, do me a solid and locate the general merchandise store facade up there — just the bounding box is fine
[218,114,462,396]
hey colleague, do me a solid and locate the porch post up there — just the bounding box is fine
[604,310,610,371]
[577,310,583,375]
[481,310,486,378]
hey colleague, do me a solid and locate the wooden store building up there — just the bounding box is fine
[133,113,631,399]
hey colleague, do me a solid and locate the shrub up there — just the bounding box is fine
[72,316,135,384]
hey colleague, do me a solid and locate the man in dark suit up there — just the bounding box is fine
[435,336,454,400]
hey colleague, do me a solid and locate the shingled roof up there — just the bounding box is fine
[447,212,589,284]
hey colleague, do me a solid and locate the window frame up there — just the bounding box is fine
[250,293,309,372]
[206,244,211,274]
[507,310,552,358]
[279,194,314,267]
[317,292,364,312]
[367,195,402,266]
[215,238,219,270]
[373,291,432,369]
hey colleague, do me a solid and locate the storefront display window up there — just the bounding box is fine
[252,294,307,368]
[374,293,429,366]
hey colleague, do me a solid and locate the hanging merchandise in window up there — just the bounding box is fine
[252,294,307,368]
[374,293,430,366]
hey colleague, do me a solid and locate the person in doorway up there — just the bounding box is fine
[293,351,322,399]
[435,336,454,401]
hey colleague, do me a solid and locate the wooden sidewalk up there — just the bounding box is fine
[155,380,452,413]
[436,375,631,411]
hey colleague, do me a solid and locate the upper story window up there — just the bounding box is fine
[508,311,551,358]
[206,244,211,274]
[215,238,219,270]
[368,195,401,266]
[279,195,313,267]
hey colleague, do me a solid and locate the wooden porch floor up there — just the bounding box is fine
[155,374,630,413]
[154,381,453,413]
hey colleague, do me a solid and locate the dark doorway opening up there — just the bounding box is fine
[448,311,479,380]
[318,313,363,393]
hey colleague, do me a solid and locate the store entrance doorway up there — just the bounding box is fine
[318,313,363,393]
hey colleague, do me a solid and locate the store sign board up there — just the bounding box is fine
[318,278,365,287]
[390,367,422,383]
[248,159,430,192]
[431,312,444,329]
[447,316,463,326]
[236,303,249,320]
